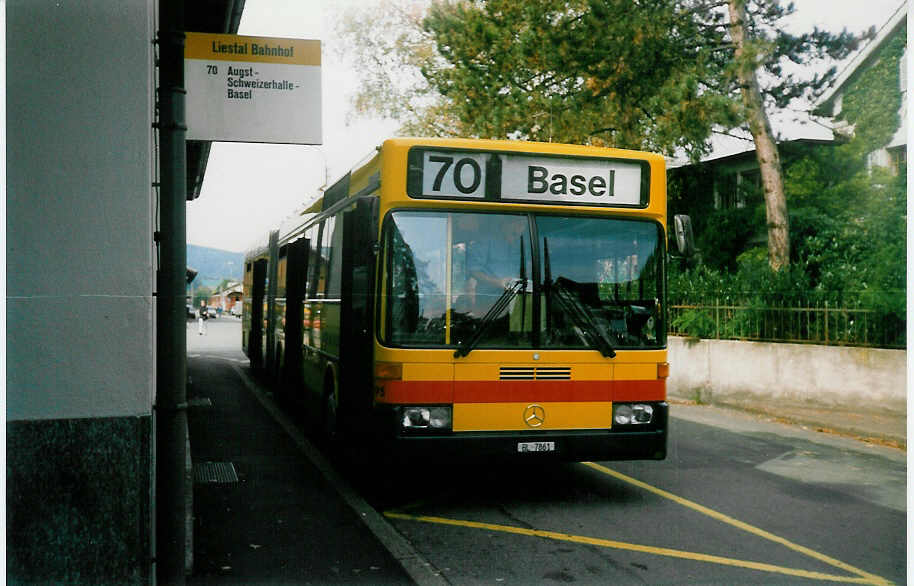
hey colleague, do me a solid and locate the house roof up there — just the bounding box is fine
[667,109,835,169]
[815,2,907,115]
[669,3,908,170]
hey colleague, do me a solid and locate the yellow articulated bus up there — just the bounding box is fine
[243,138,691,461]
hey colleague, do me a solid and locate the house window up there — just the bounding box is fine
[889,146,906,175]
[714,167,761,210]
[867,148,891,170]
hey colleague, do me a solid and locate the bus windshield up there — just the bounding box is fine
[381,211,665,351]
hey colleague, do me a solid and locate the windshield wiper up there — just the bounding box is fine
[454,236,528,358]
[454,278,525,358]
[542,237,615,357]
[551,276,617,359]
[543,238,553,333]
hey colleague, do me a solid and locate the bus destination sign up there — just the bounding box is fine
[407,148,649,207]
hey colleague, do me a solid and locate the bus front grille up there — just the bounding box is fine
[500,366,571,380]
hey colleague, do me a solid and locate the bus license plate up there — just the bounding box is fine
[517,441,555,453]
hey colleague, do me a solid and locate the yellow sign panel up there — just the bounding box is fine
[185,32,320,65]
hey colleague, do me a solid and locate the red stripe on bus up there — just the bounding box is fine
[378,380,453,403]
[613,379,666,402]
[377,379,665,404]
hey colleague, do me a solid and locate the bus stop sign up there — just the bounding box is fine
[184,32,322,144]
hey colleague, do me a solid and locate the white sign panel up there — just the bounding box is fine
[184,33,321,144]
[500,153,643,206]
[420,150,488,199]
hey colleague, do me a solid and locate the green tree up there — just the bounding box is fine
[419,0,742,159]
[337,0,742,156]
[723,0,865,271]
[726,0,791,271]
[333,0,460,135]
[338,0,866,270]
[788,26,905,301]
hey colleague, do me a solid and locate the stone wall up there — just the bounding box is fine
[667,337,906,409]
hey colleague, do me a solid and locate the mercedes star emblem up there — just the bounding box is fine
[523,404,546,428]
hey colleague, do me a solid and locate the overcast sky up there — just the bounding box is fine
[187,0,906,253]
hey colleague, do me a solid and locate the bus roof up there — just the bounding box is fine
[246,137,667,258]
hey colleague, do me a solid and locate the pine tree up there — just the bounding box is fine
[718,0,864,270]
[420,0,742,159]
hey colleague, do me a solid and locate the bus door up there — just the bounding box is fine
[339,197,378,428]
[249,258,268,370]
[282,237,310,395]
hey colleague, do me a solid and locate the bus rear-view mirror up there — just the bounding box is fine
[673,214,696,257]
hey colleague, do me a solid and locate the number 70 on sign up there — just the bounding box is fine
[421,152,489,198]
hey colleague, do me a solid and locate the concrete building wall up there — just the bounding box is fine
[7,0,155,421]
[6,1,156,582]
[668,337,906,409]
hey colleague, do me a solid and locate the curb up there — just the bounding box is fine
[232,364,450,586]
[715,401,906,450]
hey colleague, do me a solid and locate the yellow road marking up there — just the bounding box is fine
[384,511,882,584]
[583,462,891,585]
[383,463,893,585]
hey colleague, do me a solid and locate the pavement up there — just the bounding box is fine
[185,318,438,585]
[666,394,907,451]
[184,317,906,584]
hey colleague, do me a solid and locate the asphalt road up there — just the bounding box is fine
[189,318,906,585]
[367,421,904,584]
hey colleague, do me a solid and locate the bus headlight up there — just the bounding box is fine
[613,403,654,425]
[400,406,452,431]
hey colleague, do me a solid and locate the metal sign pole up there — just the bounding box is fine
[156,0,188,583]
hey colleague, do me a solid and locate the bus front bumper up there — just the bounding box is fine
[384,403,668,462]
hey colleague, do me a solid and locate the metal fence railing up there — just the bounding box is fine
[668,298,906,349]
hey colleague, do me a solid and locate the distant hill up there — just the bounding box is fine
[187,244,244,289]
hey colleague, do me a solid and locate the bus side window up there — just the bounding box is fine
[316,217,334,298]
[326,212,344,300]
[277,250,288,327]
[301,230,313,296]
[307,221,325,299]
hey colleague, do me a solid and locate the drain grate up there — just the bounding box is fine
[187,397,213,409]
[194,461,239,484]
